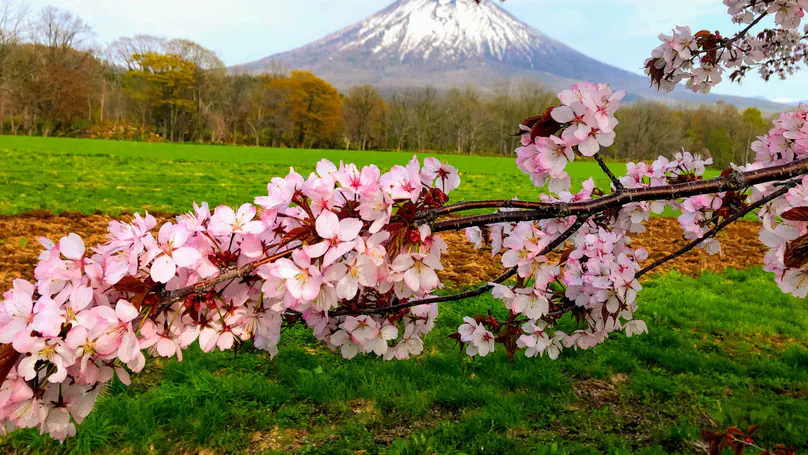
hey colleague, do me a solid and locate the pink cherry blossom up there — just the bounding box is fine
[15,335,74,383]
[255,168,305,209]
[146,223,203,283]
[380,156,422,202]
[536,136,574,175]
[421,157,461,193]
[457,317,496,357]
[209,203,264,236]
[274,250,323,302]
[0,290,33,344]
[390,253,442,296]
[341,315,380,344]
[94,300,140,364]
[307,210,363,267]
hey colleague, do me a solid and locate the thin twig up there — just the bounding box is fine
[348,268,519,316]
[593,153,624,192]
[342,215,591,316]
[635,180,797,279]
[726,11,768,45]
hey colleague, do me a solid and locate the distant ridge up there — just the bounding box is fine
[235,0,788,112]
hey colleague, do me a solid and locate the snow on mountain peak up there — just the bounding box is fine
[346,0,545,62]
[281,0,553,67]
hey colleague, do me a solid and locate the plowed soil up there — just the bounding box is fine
[0,213,766,291]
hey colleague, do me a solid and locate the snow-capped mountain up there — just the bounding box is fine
[236,0,786,111]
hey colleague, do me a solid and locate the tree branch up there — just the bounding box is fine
[349,267,518,316]
[428,158,808,232]
[158,247,296,305]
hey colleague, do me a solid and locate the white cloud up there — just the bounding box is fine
[774,97,798,104]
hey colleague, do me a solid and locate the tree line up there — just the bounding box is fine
[0,1,774,167]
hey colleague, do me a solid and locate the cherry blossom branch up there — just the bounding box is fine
[634,180,797,279]
[428,158,808,232]
[157,159,808,310]
[159,247,296,305]
[346,215,591,316]
[6,1,808,441]
[727,11,769,45]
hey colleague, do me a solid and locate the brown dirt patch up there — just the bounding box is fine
[572,379,619,404]
[0,214,765,292]
[437,217,766,286]
[0,212,170,291]
[248,427,311,453]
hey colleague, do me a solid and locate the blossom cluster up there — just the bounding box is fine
[725,0,808,29]
[757,105,808,297]
[464,180,650,359]
[622,151,722,253]
[516,82,624,193]
[646,1,808,93]
[462,98,808,361]
[0,156,459,440]
[752,103,808,167]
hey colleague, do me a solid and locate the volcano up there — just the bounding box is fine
[236,0,786,111]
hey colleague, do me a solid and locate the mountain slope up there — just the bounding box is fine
[236,0,787,112]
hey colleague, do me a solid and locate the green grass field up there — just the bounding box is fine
[0,135,714,216]
[2,268,807,455]
[0,136,804,455]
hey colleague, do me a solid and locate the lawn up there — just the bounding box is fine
[0,136,802,455]
[0,135,717,216]
[1,268,807,455]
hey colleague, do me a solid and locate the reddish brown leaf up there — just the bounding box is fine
[781,207,808,221]
[645,58,666,90]
[0,344,21,386]
[558,247,574,265]
[530,117,561,142]
[130,290,149,311]
[515,114,543,135]
[515,106,561,141]
[114,276,152,294]
[784,234,808,268]
[282,225,312,244]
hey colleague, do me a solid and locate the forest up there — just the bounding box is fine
[0,2,774,167]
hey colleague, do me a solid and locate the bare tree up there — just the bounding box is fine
[612,102,683,161]
[386,90,413,151]
[0,0,26,49]
[0,0,27,134]
[29,5,93,63]
[105,35,165,69]
[166,39,225,142]
[410,87,439,151]
[343,85,388,151]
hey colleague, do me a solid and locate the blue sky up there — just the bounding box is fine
[27,0,808,102]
